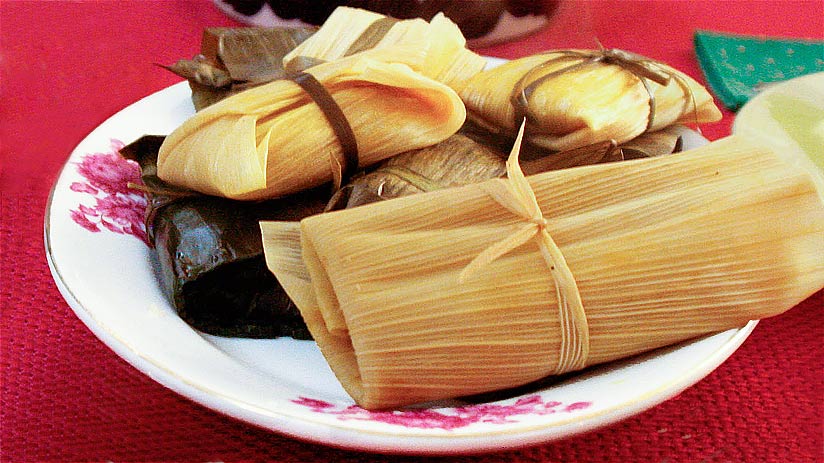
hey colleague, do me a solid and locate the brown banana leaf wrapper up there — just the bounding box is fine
[120,135,325,338]
[331,124,684,209]
[619,125,684,159]
[164,27,316,110]
[328,133,507,209]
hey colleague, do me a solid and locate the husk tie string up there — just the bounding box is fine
[511,47,699,134]
[286,71,359,191]
[460,121,590,374]
[282,18,403,191]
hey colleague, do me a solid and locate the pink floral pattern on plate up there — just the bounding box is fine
[293,395,592,430]
[69,139,149,245]
[67,139,597,431]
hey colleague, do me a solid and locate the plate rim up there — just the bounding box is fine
[44,80,760,455]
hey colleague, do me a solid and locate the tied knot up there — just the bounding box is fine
[596,48,671,86]
[459,121,590,374]
[530,216,549,229]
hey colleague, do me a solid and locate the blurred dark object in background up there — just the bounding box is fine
[214,0,560,46]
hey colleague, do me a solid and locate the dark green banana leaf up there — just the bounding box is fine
[121,135,326,339]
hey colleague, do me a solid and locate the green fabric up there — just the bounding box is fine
[694,30,824,111]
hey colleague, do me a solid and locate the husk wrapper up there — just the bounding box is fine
[262,135,824,409]
[283,6,487,92]
[460,51,722,151]
[157,54,466,200]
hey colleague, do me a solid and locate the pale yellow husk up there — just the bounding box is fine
[261,135,824,409]
[157,53,466,200]
[733,72,824,201]
[283,6,487,92]
[459,52,723,151]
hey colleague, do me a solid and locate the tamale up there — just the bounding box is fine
[165,27,316,110]
[282,7,487,92]
[332,126,683,209]
[459,49,722,151]
[261,134,824,409]
[121,136,325,338]
[329,133,507,209]
[157,47,467,200]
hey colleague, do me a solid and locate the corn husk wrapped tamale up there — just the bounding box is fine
[157,48,467,200]
[165,27,316,110]
[282,6,487,92]
[459,50,722,151]
[261,134,824,409]
[121,136,325,338]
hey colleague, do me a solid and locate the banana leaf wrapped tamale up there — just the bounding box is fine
[459,49,722,151]
[261,132,824,409]
[121,135,325,338]
[331,125,685,209]
[327,133,507,209]
[165,26,316,110]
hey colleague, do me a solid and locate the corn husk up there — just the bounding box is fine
[261,135,824,409]
[282,7,487,92]
[459,50,722,151]
[157,51,466,200]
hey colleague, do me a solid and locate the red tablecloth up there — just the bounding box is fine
[2,1,822,461]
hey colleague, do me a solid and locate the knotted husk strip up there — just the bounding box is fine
[459,122,589,373]
[459,51,722,151]
[283,7,487,92]
[157,51,466,200]
[261,135,824,409]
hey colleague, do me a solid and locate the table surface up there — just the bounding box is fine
[2,1,822,461]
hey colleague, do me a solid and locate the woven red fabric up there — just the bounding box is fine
[2,1,822,461]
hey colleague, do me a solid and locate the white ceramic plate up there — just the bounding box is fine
[45,80,756,455]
